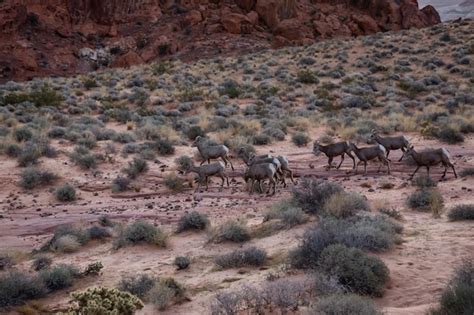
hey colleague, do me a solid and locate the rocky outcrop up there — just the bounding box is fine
[0,0,440,82]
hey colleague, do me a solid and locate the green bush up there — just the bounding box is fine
[55,184,76,202]
[413,174,437,188]
[163,173,184,192]
[448,204,474,221]
[40,264,79,291]
[430,260,474,315]
[292,178,343,214]
[211,220,251,243]
[118,274,156,298]
[297,70,319,84]
[175,155,194,171]
[323,192,370,218]
[252,133,272,145]
[42,224,90,252]
[265,199,308,227]
[0,254,14,270]
[154,138,175,155]
[174,256,191,270]
[83,261,103,276]
[115,220,167,249]
[215,247,267,269]
[87,225,111,240]
[53,235,81,253]
[407,188,444,213]
[68,287,144,315]
[317,244,389,296]
[176,211,210,233]
[292,132,310,147]
[186,125,205,141]
[20,168,57,189]
[437,126,464,144]
[460,167,474,177]
[313,294,381,315]
[0,272,46,307]
[17,146,41,167]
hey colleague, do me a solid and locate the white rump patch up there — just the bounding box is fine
[441,148,451,160]
[378,144,386,153]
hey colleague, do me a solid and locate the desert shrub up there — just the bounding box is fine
[430,260,474,315]
[323,192,370,218]
[123,158,149,179]
[4,143,22,157]
[154,138,175,155]
[407,188,444,213]
[448,204,474,221]
[378,207,403,220]
[293,178,343,214]
[186,125,205,141]
[215,247,267,269]
[17,146,40,167]
[290,215,400,269]
[148,278,187,311]
[436,126,464,144]
[112,176,131,192]
[55,184,76,202]
[211,220,251,243]
[53,235,81,253]
[176,211,210,233]
[42,224,90,252]
[175,155,194,171]
[115,220,167,249]
[297,70,319,84]
[83,261,104,276]
[20,168,57,189]
[39,264,79,291]
[265,199,308,227]
[292,132,310,147]
[460,168,474,177]
[317,244,389,296]
[118,274,156,298]
[14,127,33,142]
[32,256,52,271]
[68,287,144,315]
[163,173,184,192]
[87,225,111,240]
[0,272,46,307]
[413,174,437,188]
[252,133,272,145]
[313,294,380,315]
[174,256,191,270]
[48,127,67,139]
[0,254,14,270]
[98,215,114,227]
[312,272,347,296]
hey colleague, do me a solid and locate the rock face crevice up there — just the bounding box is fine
[0,0,440,82]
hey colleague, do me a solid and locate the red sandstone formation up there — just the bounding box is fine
[0,0,440,82]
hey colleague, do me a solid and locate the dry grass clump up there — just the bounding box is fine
[176,211,210,233]
[114,220,167,249]
[214,247,267,269]
[323,192,370,218]
[209,219,251,243]
[447,204,474,221]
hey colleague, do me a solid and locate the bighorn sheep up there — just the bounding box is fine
[313,141,356,170]
[248,153,286,187]
[185,161,229,192]
[243,163,277,195]
[192,136,234,170]
[237,147,272,166]
[275,156,297,185]
[349,143,391,175]
[369,130,410,161]
[402,145,457,179]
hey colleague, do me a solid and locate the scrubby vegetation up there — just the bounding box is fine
[68,287,144,314]
[407,188,444,214]
[214,247,267,269]
[210,220,251,243]
[176,211,210,233]
[448,204,474,221]
[114,220,167,249]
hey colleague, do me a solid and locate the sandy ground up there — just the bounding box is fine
[0,131,473,314]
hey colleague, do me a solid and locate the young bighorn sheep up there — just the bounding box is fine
[248,153,286,187]
[276,156,297,185]
[402,145,457,179]
[349,143,391,175]
[313,141,356,170]
[243,163,277,195]
[185,161,229,192]
[192,136,234,171]
[237,147,272,166]
[369,130,410,161]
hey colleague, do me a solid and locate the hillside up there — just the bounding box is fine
[0,0,440,82]
[0,17,473,315]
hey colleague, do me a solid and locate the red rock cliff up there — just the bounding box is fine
[0,0,440,82]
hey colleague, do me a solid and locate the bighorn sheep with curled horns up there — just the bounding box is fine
[192,136,234,171]
[369,130,410,162]
[313,141,356,170]
[402,145,457,179]
[349,143,391,175]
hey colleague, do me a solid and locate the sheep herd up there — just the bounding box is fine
[183,132,457,195]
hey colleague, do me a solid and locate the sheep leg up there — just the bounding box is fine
[258,180,264,194]
[195,177,202,192]
[327,157,333,170]
[442,164,448,179]
[410,166,420,179]
[451,164,458,178]
[205,176,209,191]
[347,151,356,169]
[249,179,255,195]
[200,160,205,166]
[227,157,235,171]
[286,169,296,185]
[398,148,406,162]
[426,166,430,177]
[363,161,368,175]
[386,159,391,175]
[219,174,225,187]
[272,178,276,195]
[336,154,344,169]
[207,159,211,164]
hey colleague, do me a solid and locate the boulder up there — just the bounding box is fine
[256,0,296,29]
[352,14,380,34]
[111,51,143,68]
[221,13,251,34]
[235,0,256,12]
